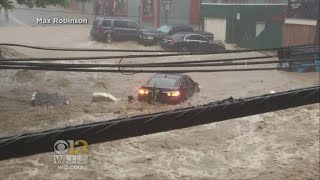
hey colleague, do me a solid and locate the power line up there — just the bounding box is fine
[0,50,318,63]
[1,65,318,73]
[0,55,275,67]
[0,57,317,68]
[1,43,319,53]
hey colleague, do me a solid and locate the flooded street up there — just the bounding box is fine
[0,24,319,179]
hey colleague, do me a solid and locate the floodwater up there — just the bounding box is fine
[0,25,319,179]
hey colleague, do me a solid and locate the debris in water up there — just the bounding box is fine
[92,92,118,102]
[128,95,135,103]
[31,92,69,107]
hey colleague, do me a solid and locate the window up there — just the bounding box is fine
[102,20,111,27]
[147,77,178,88]
[157,25,172,33]
[197,36,208,41]
[170,27,179,34]
[185,35,208,41]
[114,21,128,28]
[128,22,139,29]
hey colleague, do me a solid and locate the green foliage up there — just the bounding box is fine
[15,0,66,8]
[0,0,15,10]
[76,0,90,3]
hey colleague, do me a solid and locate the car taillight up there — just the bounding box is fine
[170,40,176,45]
[166,91,180,97]
[139,89,149,95]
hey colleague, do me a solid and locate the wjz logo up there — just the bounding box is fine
[54,140,88,155]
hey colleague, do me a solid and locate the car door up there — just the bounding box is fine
[181,77,191,98]
[113,20,128,38]
[127,21,140,38]
[184,76,197,95]
[196,35,210,51]
[101,19,112,33]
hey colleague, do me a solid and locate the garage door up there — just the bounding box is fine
[204,17,226,42]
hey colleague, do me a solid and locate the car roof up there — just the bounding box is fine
[161,24,192,28]
[170,32,207,39]
[173,32,205,36]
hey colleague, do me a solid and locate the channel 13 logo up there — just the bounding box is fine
[54,140,88,155]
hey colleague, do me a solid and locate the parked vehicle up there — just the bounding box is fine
[138,24,194,46]
[138,73,200,104]
[90,17,141,43]
[160,32,225,52]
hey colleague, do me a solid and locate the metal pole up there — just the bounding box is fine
[138,6,141,24]
[166,9,168,24]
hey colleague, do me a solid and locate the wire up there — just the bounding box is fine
[1,57,318,68]
[118,58,138,75]
[1,65,319,73]
[1,43,319,53]
[1,51,317,63]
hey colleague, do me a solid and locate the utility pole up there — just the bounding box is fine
[138,6,141,24]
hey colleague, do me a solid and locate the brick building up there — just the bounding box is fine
[70,0,201,29]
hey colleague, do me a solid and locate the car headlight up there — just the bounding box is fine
[139,89,150,95]
[164,91,180,97]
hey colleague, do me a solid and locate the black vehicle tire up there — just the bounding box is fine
[105,33,113,43]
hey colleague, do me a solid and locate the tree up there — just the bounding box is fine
[0,0,15,11]
[0,0,66,10]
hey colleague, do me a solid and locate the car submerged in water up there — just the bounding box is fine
[138,73,200,105]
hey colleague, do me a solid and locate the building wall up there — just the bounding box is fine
[159,0,191,25]
[201,0,287,4]
[282,19,318,46]
[201,4,286,48]
[77,0,199,29]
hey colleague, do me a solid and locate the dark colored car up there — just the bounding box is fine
[90,17,141,43]
[138,24,194,45]
[138,73,200,104]
[160,32,225,52]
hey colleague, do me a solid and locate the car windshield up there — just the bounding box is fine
[146,77,178,88]
[156,25,172,33]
